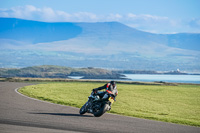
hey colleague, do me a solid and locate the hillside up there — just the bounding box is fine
[0,65,122,79]
[0,18,82,43]
[0,18,200,71]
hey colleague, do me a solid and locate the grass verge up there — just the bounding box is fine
[19,82,200,127]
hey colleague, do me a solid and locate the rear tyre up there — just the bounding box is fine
[93,104,108,117]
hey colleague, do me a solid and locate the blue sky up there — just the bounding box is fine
[0,0,200,33]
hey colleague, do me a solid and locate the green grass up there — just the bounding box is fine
[19,82,200,127]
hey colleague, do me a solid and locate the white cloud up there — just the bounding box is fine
[189,18,200,28]
[106,14,122,21]
[123,14,178,33]
[0,5,199,33]
[73,12,98,22]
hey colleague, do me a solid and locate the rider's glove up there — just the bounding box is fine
[93,89,97,93]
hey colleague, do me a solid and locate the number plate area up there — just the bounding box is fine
[108,97,114,104]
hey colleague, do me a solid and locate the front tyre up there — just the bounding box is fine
[93,104,109,117]
[79,102,87,115]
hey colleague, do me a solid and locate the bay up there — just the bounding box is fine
[123,74,200,84]
[68,76,84,79]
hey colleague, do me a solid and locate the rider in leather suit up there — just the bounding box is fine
[93,81,118,101]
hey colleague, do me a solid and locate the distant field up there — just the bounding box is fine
[19,82,200,127]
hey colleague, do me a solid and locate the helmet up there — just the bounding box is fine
[110,81,116,86]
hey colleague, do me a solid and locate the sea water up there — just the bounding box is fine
[123,74,200,84]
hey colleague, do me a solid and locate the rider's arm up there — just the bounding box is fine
[94,84,107,91]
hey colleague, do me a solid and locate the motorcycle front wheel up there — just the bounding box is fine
[79,102,88,115]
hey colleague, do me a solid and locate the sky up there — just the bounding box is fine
[0,0,200,34]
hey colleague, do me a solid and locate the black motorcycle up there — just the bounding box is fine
[79,90,116,117]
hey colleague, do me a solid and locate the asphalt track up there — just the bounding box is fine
[0,82,199,133]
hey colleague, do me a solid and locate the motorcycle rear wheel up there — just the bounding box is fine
[93,104,108,117]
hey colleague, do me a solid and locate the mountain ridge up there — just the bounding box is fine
[0,17,200,71]
[1,17,200,51]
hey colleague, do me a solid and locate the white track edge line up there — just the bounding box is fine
[15,87,78,109]
[14,87,135,118]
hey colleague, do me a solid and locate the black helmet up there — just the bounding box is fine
[110,81,116,86]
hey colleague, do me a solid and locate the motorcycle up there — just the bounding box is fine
[79,90,116,117]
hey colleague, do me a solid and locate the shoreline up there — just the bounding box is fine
[0,77,199,85]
